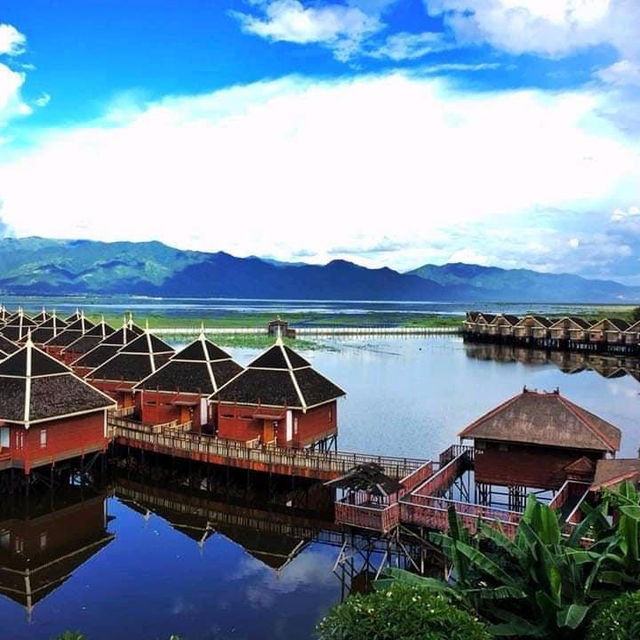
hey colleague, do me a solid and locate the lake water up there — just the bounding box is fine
[1,335,639,639]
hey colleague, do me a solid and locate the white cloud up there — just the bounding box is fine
[367,31,452,61]
[0,23,26,56]
[0,63,31,128]
[0,72,638,271]
[596,60,640,87]
[233,0,381,61]
[425,0,639,60]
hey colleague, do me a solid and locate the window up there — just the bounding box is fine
[39,532,47,550]
[40,428,47,449]
[15,431,24,450]
[0,427,9,449]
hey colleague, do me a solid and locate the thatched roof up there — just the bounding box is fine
[0,339,115,424]
[135,333,242,394]
[459,388,621,453]
[591,459,640,492]
[326,462,404,497]
[211,337,345,410]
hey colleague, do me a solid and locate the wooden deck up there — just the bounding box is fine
[112,422,427,482]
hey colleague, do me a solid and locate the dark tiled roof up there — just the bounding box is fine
[120,333,174,354]
[31,311,51,324]
[0,343,114,423]
[137,359,243,394]
[45,329,85,347]
[250,344,310,369]
[608,318,630,331]
[0,326,26,342]
[63,334,104,355]
[0,334,18,355]
[35,316,68,330]
[103,325,142,346]
[84,321,116,338]
[459,389,621,453]
[91,352,173,383]
[177,339,232,362]
[30,327,56,344]
[213,340,344,409]
[73,344,122,369]
[592,459,640,491]
[569,316,592,329]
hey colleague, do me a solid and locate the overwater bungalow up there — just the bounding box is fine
[489,314,519,338]
[134,330,243,431]
[0,338,116,475]
[0,311,38,343]
[588,318,629,345]
[43,314,95,360]
[87,329,175,408]
[29,313,68,346]
[0,493,114,620]
[60,318,116,364]
[72,320,143,377]
[548,316,592,342]
[474,313,497,336]
[458,388,621,492]
[623,320,640,347]
[513,315,552,340]
[462,311,481,333]
[211,335,345,450]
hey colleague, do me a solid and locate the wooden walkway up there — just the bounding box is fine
[112,422,427,482]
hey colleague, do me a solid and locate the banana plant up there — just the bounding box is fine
[379,495,618,638]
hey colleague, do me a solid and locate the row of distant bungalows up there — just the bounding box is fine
[0,306,345,476]
[463,312,640,353]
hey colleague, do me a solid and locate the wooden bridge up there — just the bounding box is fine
[111,421,427,482]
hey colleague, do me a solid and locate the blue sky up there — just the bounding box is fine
[1,1,640,282]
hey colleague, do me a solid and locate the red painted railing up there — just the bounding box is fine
[335,501,400,533]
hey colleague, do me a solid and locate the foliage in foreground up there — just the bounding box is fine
[379,482,640,638]
[316,582,491,640]
[587,590,640,640]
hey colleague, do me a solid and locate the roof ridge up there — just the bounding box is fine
[280,341,306,409]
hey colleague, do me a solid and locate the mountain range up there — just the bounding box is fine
[0,236,637,303]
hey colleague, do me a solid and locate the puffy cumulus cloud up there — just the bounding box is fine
[0,23,26,56]
[232,0,382,61]
[0,72,638,272]
[425,0,635,57]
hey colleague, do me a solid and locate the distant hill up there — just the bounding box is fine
[407,262,640,303]
[0,237,638,303]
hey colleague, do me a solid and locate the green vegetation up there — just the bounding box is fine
[375,482,640,639]
[164,333,325,350]
[587,591,640,640]
[316,582,491,640]
[86,311,464,331]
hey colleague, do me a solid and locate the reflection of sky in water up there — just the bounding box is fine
[2,334,639,639]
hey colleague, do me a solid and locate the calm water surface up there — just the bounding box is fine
[1,336,639,639]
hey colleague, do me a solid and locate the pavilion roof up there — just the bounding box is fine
[211,337,345,410]
[458,388,621,453]
[326,462,404,497]
[89,331,175,384]
[44,315,95,347]
[135,333,242,394]
[62,320,116,356]
[0,339,115,424]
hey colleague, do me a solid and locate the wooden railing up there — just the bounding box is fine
[400,494,522,536]
[110,406,136,418]
[335,501,400,533]
[414,449,472,498]
[439,444,474,467]
[112,424,426,480]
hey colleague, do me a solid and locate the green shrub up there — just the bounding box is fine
[587,591,640,640]
[316,581,490,640]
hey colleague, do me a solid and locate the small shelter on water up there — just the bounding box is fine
[134,330,243,431]
[0,339,116,475]
[588,318,629,345]
[87,329,175,408]
[210,336,345,449]
[72,320,143,376]
[513,315,552,340]
[548,316,592,343]
[458,388,621,492]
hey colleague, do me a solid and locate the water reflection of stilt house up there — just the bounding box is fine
[211,336,345,449]
[0,493,114,619]
[134,330,243,432]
